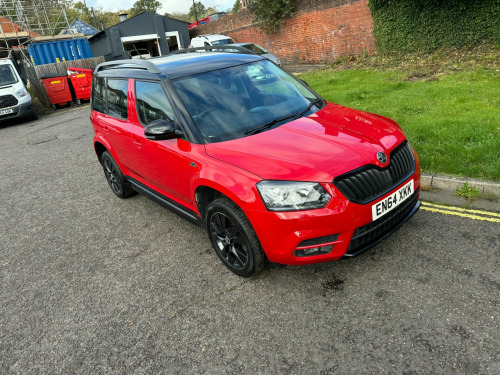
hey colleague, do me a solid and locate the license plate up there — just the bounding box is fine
[372,180,414,221]
[0,108,14,116]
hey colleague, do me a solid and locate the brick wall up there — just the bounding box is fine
[190,0,375,64]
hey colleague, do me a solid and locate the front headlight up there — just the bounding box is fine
[257,181,331,211]
[15,88,29,99]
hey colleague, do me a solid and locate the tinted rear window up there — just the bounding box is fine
[92,77,105,113]
[107,79,128,120]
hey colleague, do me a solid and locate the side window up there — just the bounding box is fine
[135,81,174,125]
[92,76,105,113]
[107,79,128,120]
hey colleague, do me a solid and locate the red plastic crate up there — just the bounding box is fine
[40,74,72,108]
[67,67,93,103]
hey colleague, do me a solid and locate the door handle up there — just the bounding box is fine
[133,138,142,147]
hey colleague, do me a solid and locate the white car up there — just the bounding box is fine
[190,34,235,48]
[130,49,152,60]
[232,43,281,66]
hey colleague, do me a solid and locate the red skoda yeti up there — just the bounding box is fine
[91,50,420,276]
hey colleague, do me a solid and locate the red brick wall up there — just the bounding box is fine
[190,0,375,64]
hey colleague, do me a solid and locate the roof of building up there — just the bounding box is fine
[0,17,42,37]
[59,18,99,36]
[89,12,189,42]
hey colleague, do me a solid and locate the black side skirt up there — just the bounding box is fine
[127,178,204,227]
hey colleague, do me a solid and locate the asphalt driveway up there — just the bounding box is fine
[1,107,499,374]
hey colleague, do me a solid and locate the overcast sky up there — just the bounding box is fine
[85,0,236,14]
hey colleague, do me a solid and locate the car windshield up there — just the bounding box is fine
[242,44,267,55]
[131,49,149,55]
[211,38,234,46]
[173,60,322,143]
[0,64,18,86]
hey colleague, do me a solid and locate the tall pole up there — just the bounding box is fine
[82,0,93,25]
[192,0,198,25]
[90,7,99,30]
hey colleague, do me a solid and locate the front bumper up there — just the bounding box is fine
[246,173,421,265]
[0,100,35,122]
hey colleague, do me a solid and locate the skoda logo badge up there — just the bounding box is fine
[377,151,388,164]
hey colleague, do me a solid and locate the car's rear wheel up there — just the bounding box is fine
[101,151,135,199]
[206,198,265,277]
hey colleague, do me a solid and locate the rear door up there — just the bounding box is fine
[91,77,131,165]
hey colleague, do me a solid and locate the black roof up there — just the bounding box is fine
[96,52,265,80]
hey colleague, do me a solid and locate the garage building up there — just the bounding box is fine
[89,12,189,61]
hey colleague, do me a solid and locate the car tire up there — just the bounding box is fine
[206,198,266,277]
[101,151,135,199]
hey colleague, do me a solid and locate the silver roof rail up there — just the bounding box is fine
[95,59,162,74]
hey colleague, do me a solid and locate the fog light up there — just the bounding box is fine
[293,245,334,258]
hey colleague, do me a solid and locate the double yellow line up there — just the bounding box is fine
[421,202,500,223]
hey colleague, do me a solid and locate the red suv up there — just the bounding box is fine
[91,51,420,276]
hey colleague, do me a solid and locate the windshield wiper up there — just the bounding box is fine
[244,98,324,136]
[293,98,324,121]
[244,113,297,136]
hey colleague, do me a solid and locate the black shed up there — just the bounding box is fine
[89,12,189,62]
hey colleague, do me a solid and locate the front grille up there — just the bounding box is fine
[334,141,415,204]
[0,95,18,109]
[345,190,419,256]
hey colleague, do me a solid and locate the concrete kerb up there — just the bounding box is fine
[419,173,500,211]
[420,173,500,197]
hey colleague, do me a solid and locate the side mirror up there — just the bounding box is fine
[144,119,179,140]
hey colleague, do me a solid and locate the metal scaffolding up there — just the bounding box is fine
[0,0,73,57]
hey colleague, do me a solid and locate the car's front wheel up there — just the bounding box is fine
[206,198,266,277]
[101,151,135,199]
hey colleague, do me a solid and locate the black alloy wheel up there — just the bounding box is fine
[206,198,265,277]
[210,212,249,271]
[101,151,135,199]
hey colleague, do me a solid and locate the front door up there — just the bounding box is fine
[125,80,196,210]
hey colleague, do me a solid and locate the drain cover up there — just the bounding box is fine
[27,135,58,145]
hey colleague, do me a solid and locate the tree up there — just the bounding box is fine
[205,7,218,16]
[130,0,162,16]
[165,12,191,22]
[248,0,296,33]
[189,1,206,22]
[96,9,123,29]
[231,0,241,14]
[72,1,92,23]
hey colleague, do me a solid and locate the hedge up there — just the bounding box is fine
[369,0,500,53]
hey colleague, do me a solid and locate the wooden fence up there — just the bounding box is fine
[32,56,105,77]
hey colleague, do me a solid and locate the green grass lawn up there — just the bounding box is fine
[301,66,500,181]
